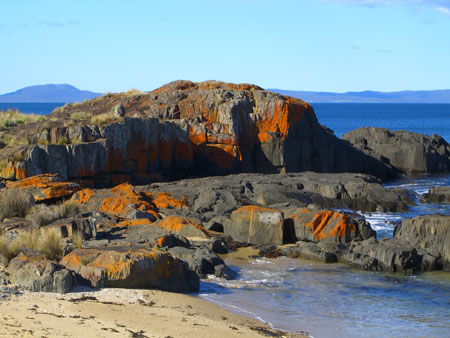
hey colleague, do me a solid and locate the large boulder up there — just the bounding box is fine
[395,214,450,269]
[60,245,199,292]
[226,205,284,246]
[291,209,375,243]
[342,127,450,174]
[0,81,393,185]
[7,254,73,293]
[420,186,450,204]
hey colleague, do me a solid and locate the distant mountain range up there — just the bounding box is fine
[1,84,450,104]
[269,89,450,103]
[0,84,102,103]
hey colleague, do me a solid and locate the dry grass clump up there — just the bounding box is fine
[0,235,20,262]
[17,228,41,251]
[0,109,44,129]
[28,201,86,227]
[71,111,93,121]
[0,188,33,221]
[71,231,84,249]
[39,228,63,261]
[125,88,143,96]
[0,227,64,263]
[91,109,120,125]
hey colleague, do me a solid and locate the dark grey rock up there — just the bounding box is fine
[343,127,450,174]
[395,214,450,270]
[420,186,450,204]
[7,255,73,293]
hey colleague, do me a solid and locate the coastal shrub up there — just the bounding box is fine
[91,109,120,125]
[71,111,92,121]
[0,188,33,221]
[0,109,44,129]
[0,235,20,262]
[39,228,63,261]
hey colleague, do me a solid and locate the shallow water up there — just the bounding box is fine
[199,174,450,338]
[200,258,450,338]
[362,174,450,239]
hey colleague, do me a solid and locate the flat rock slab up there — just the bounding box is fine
[6,174,80,202]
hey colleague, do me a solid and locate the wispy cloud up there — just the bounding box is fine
[436,6,450,16]
[22,20,80,29]
[350,45,362,50]
[36,20,80,28]
[328,0,450,18]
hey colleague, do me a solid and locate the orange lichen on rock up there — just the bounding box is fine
[159,216,210,238]
[100,183,159,219]
[306,211,356,241]
[7,173,80,201]
[150,192,188,209]
[72,188,95,204]
[255,96,310,144]
[113,219,153,228]
[330,213,355,238]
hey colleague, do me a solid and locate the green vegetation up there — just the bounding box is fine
[91,109,120,124]
[0,109,44,129]
[71,111,93,121]
[0,188,33,221]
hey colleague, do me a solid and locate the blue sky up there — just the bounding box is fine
[1,0,449,93]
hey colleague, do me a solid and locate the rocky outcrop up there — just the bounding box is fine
[6,174,80,202]
[395,214,450,269]
[0,81,394,185]
[7,254,73,293]
[420,186,450,204]
[342,127,450,174]
[60,245,199,292]
[226,206,284,246]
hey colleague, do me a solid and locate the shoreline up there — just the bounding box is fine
[0,286,310,338]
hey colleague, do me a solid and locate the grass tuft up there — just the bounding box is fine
[0,109,44,129]
[71,111,93,121]
[0,235,20,262]
[91,109,120,125]
[39,228,63,261]
[0,188,33,221]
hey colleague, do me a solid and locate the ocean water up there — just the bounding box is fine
[0,102,63,115]
[313,103,450,142]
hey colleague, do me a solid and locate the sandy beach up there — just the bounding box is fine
[0,286,309,338]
